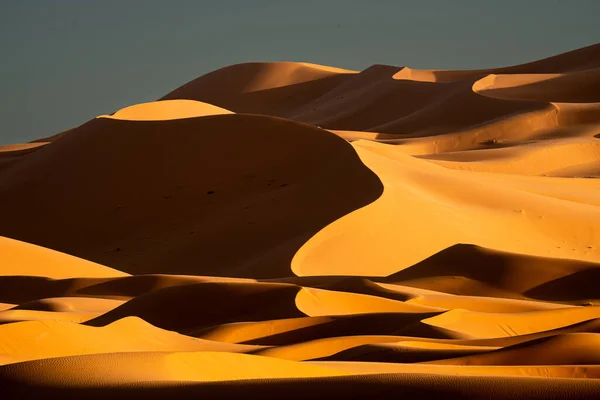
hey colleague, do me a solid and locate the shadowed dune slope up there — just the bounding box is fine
[0,114,382,277]
[395,43,600,83]
[162,44,600,139]
[161,62,357,116]
[163,61,551,136]
[431,333,600,366]
[86,281,304,333]
[383,244,600,297]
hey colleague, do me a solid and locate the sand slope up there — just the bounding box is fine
[98,99,233,121]
[0,236,126,279]
[0,114,382,277]
[1,44,600,398]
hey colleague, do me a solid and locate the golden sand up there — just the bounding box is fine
[1,44,600,398]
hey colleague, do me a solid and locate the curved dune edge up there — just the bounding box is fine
[0,317,262,365]
[0,236,127,279]
[292,140,600,277]
[392,43,600,83]
[0,142,48,152]
[254,334,498,361]
[421,307,600,339]
[11,297,125,313]
[163,61,357,97]
[0,114,383,277]
[472,68,600,103]
[97,99,233,121]
[294,287,443,317]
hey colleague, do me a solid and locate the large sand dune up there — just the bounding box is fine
[1,44,600,398]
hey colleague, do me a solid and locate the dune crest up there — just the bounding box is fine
[98,99,233,121]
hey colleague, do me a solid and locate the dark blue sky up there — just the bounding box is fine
[1,0,598,143]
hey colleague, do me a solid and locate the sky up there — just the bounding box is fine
[1,0,599,144]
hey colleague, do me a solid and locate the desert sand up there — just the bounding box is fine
[1,44,600,398]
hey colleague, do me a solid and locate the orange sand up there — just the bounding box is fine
[1,44,600,399]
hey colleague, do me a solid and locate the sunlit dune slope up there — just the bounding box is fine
[98,99,233,121]
[161,61,357,116]
[0,236,126,279]
[0,317,261,365]
[293,142,600,277]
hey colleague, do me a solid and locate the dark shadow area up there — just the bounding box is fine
[78,274,202,298]
[0,275,203,305]
[383,244,512,287]
[237,312,441,346]
[0,276,104,304]
[0,144,50,173]
[381,243,600,298]
[526,269,600,301]
[85,282,304,333]
[0,114,383,278]
[372,80,549,137]
[162,61,548,141]
[317,343,487,363]
[161,64,350,118]
[312,277,412,302]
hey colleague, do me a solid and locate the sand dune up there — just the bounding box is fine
[0,352,349,386]
[421,307,600,339]
[383,244,600,297]
[86,281,304,333]
[0,317,261,365]
[161,62,357,117]
[0,114,382,277]
[292,143,600,277]
[431,333,600,366]
[0,236,126,279]
[1,44,600,398]
[393,43,600,83]
[473,68,600,103]
[98,99,233,121]
[198,311,438,345]
[11,296,124,313]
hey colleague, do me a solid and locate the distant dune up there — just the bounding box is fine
[98,99,234,121]
[1,44,600,398]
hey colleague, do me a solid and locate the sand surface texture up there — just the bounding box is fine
[1,44,600,398]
